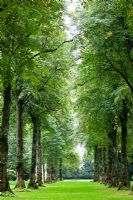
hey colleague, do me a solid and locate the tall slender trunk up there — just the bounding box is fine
[111,127,117,187]
[94,145,100,182]
[118,100,130,189]
[59,158,63,181]
[106,121,117,187]
[98,147,105,182]
[0,83,12,193]
[15,100,25,189]
[46,158,57,182]
[28,114,38,189]
[42,156,46,183]
[51,160,56,181]
[36,121,43,186]
[46,159,52,183]
[42,163,45,183]
[100,147,107,183]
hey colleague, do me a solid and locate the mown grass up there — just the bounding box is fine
[3,180,132,200]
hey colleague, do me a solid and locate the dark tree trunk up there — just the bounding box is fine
[15,100,25,189]
[100,147,108,183]
[98,147,105,182]
[94,146,106,182]
[51,160,57,181]
[59,158,63,181]
[36,121,43,186]
[28,114,38,189]
[107,134,112,185]
[106,121,117,187]
[94,145,100,182]
[118,100,130,189]
[111,127,117,187]
[0,83,12,193]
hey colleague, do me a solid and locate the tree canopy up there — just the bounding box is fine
[0,0,133,196]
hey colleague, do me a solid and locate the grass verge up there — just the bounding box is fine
[3,180,132,200]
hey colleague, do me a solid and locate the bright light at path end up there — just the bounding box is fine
[75,144,85,160]
[66,0,79,13]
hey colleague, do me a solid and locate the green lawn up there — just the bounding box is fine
[5,181,132,200]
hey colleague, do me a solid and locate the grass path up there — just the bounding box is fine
[6,181,132,200]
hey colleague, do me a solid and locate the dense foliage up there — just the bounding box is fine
[0,0,133,196]
[76,0,133,189]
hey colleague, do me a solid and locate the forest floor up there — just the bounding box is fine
[6,181,133,200]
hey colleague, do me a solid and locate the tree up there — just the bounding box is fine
[76,0,133,189]
[0,0,68,192]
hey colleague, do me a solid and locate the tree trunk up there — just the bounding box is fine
[59,158,63,181]
[100,147,107,183]
[28,114,38,189]
[111,127,117,187]
[118,100,130,189]
[98,147,105,182]
[46,158,57,182]
[42,156,46,183]
[51,160,56,181]
[106,121,117,187]
[36,121,43,186]
[46,159,52,183]
[42,163,45,183]
[0,83,13,194]
[94,145,100,182]
[15,100,25,189]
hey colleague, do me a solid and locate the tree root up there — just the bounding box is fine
[13,188,31,192]
[0,191,15,197]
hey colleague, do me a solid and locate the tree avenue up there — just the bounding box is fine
[0,0,133,197]
[76,0,133,190]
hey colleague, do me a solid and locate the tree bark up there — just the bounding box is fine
[28,114,38,189]
[94,145,100,182]
[51,160,56,181]
[100,147,107,183]
[106,121,118,187]
[98,147,105,182]
[46,160,52,183]
[42,163,45,183]
[111,127,117,187]
[59,158,63,181]
[46,158,57,182]
[118,100,130,189]
[15,100,25,189]
[36,121,43,186]
[0,83,12,193]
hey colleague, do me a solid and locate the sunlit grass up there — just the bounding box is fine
[5,181,132,200]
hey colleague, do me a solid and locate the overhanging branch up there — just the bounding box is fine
[30,33,81,60]
[106,56,133,93]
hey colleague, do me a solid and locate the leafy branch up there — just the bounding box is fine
[105,56,133,93]
[30,33,81,60]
